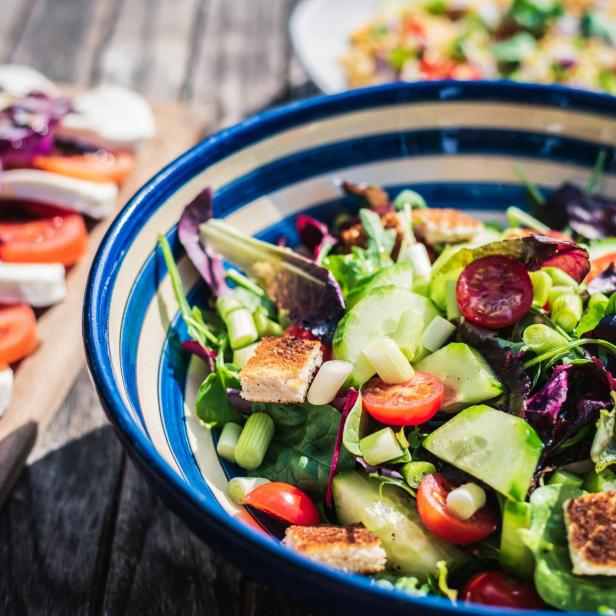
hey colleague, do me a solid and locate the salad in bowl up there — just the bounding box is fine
[158,167,616,612]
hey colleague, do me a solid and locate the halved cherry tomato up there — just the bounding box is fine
[456,255,533,330]
[461,571,545,609]
[0,304,38,365]
[241,482,320,526]
[362,372,444,426]
[417,473,497,544]
[0,203,87,265]
[33,149,136,184]
[587,252,616,282]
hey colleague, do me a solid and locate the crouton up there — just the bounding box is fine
[239,336,323,404]
[412,208,484,245]
[283,524,387,574]
[564,491,616,576]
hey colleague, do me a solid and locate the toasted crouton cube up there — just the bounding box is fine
[283,524,387,574]
[239,336,323,404]
[564,491,616,576]
[412,208,484,245]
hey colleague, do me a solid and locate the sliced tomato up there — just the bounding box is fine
[417,473,497,544]
[456,255,533,330]
[362,372,444,426]
[33,149,136,184]
[461,571,545,608]
[587,252,616,282]
[0,202,88,265]
[0,304,38,365]
[241,482,320,526]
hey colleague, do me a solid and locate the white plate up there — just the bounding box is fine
[289,0,381,93]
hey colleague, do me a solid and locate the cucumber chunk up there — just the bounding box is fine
[333,286,439,385]
[415,343,504,412]
[345,262,413,308]
[499,500,534,579]
[423,405,543,500]
[333,471,467,578]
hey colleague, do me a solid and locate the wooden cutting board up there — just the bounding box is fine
[0,99,208,507]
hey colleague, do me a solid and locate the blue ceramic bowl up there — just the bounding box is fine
[84,81,616,615]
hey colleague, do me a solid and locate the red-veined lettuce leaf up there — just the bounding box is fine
[295,214,336,261]
[178,188,230,296]
[200,219,345,341]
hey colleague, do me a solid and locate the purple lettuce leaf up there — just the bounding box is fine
[457,320,531,417]
[326,387,359,507]
[526,359,615,455]
[537,183,616,240]
[0,93,70,168]
[178,188,230,297]
[433,234,590,284]
[180,339,216,371]
[587,263,616,296]
[200,218,345,341]
[295,214,336,261]
[355,456,404,480]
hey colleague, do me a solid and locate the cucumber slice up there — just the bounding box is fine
[345,262,413,308]
[499,500,534,579]
[423,405,543,500]
[333,471,467,578]
[333,286,439,385]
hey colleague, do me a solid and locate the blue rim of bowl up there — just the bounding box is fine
[84,80,616,615]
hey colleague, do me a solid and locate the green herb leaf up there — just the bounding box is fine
[195,372,242,427]
[248,401,355,501]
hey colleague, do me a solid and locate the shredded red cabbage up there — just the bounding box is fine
[0,93,70,168]
[178,188,230,297]
[326,387,359,507]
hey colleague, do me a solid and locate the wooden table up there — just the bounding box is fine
[0,1,322,613]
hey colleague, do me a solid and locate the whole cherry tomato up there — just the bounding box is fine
[461,571,545,609]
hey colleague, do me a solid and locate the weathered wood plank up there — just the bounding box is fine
[102,460,244,616]
[188,0,297,125]
[96,0,201,101]
[0,371,124,616]
[8,0,106,85]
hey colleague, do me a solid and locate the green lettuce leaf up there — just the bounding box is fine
[591,398,616,473]
[521,484,616,611]
[248,401,354,501]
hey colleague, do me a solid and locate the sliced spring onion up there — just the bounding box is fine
[234,412,274,470]
[548,285,575,307]
[307,360,353,406]
[551,293,583,333]
[363,338,414,384]
[412,278,430,297]
[401,461,436,489]
[420,316,456,353]
[547,469,583,489]
[233,342,259,369]
[522,324,568,355]
[216,422,243,463]
[406,243,432,280]
[226,308,259,350]
[589,293,609,310]
[225,268,265,296]
[446,482,486,520]
[227,476,270,504]
[393,189,427,211]
[393,309,423,360]
[541,266,579,290]
[506,206,549,233]
[253,309,283,337]
[359,427,403,466]
[216,295,242,321]
[445,279,462,321]
[529,270,552,307]
[523,337,616,369]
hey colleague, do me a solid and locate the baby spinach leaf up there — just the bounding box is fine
[521,484,616,612]
[195,372,242,427]
[248,401,354,501]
